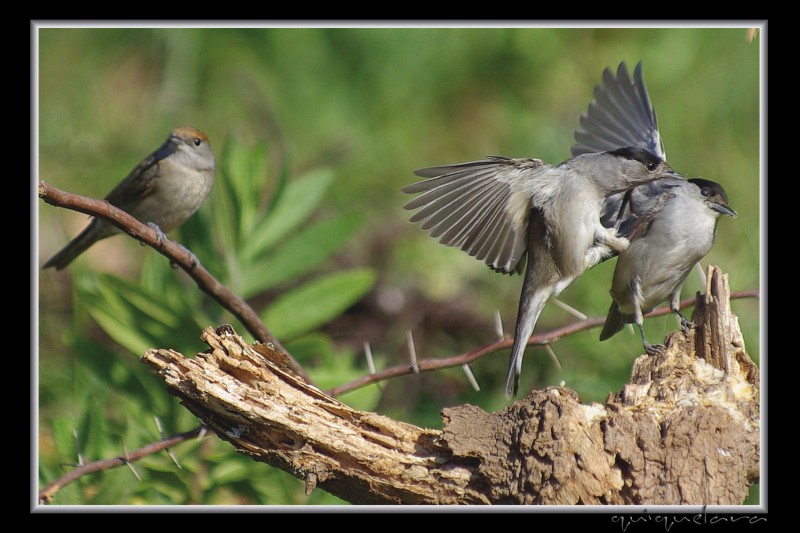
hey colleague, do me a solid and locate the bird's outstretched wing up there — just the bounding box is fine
[403,157,547,275]
[571,61,665,160]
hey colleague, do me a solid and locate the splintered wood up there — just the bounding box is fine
[141,266,759,505]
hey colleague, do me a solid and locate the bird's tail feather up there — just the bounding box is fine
[43,219,113,270]
[599,301,629,341]
[504,286,552,399]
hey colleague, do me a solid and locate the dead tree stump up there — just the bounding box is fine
[141,266,759,504]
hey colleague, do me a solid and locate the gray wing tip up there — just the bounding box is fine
[413,156,512,177]
[486,254,526,276]
[402,182,429,194]
[404,156,536,275]
[571,59,666,160]
[615,60,634,83]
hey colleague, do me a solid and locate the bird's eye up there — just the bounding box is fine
[646,161,658,171]
[193,138,202,147]
[701,187,710,197]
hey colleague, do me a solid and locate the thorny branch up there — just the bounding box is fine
[39,183,759,503]
[37,426,209,504]
[37,289,759,502]
[39,180,759,398]
[136,268,758,505]
[38,181,309,383]
[328,289,759,396]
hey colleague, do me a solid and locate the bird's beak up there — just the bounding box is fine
[166,133,184,149]
[712,203,738,217]
[634,168,685,189]
[155,136,181,159]
[662,169,686,181]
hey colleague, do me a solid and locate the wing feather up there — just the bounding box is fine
[571,61,665,160]
[403,157,544,274]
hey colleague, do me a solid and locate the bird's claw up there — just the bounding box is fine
[146,222,168,248]
[595,227,630,253]
[643,341,665,356]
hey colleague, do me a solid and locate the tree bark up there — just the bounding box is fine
[140,266,759,504]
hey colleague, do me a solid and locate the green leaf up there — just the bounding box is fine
[80,279,168,356]
[223,139,269,243]
[85,303,154,357]
[139,250,175,297]
[264,158,290,216]
[241,212,362,297]
[101,276,180,327]
[51,417,78,461]
[78,274,201,357]
[207,134,249,252]
[261,268,376,341]
[208,458,253,485]
[78,398,110,460]
[244,168,334,261]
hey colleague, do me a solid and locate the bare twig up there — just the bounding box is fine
[38,181,310,383]
[38,426,208,504]
[121,442,142,481]
[327,289,759,397]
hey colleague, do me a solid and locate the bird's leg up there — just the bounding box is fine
[631,274,664,356]
[146,222,168,249]
[583,226,630,270]
[596,225,631,253]
[582,245,611,270]
[638,323,665,356]
[669,289,694,331]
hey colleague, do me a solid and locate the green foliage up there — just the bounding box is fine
[77,272,205,357]
[244,213,363,296]
[262,268,376,340]
[39,26,761,505]
[243,169,334,262]
[39,136,376,505]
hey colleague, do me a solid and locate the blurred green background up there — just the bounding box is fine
[37,26,761,505]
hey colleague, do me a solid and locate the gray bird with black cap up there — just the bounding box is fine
[404,62,685,397]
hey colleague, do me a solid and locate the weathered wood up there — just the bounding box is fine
[141,266,759,504]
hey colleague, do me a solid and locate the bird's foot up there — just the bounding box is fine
[596,227,630,253]
[609,235,631,253]
[582,244,611,269]
[643,341,665,356]
[679,316,696,332]
[146,222,168,249]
